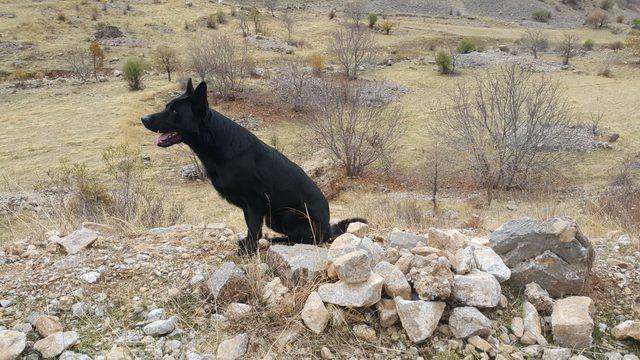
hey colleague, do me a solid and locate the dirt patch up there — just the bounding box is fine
[456,50,564,72]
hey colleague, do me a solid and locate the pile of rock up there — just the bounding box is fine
[198,216,620,359]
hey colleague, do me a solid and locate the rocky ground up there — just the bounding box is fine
[1,215,639,359]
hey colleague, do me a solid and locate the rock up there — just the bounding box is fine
[35,315,63,337]
[34,331,80,358]
[55,228,99,254]
[205,262,250,304]
[449,306,493,339]
[143,317,176,337]
[266,244,328,286]
[79,271,101,283]
[0,330,26,360]
[318,273,383,307]
[543,348,572,360]
[524,282,554,314]
[326,235,384,278]
[511,317,524,337]
[104,347,131,360]
[353,324,377,342]
[262,277,289,307]
[451,246,476,274]
[225,303,252,320]
[451,270,501,308]
[372,261,411,299]
[71,302,90,318]
[610,320,640,341]
[473,247,511,282]
[570,356,591,360]
[301,292,329,334]
[216,333,248,360]
[428,228,468,252]
[376,299,399,327]
[346,222,368,237]
[333,250,371,284]
[623,356,639,360]
[145,308,166,323]
[408,255,453,301]
[468,335,493,352]
[490,217,594,297]
[395,298,445,343]
[59,351,92,360]
[551,296,594,349]
[320,346,335,359]
[387,230,427,251]
[0,299,14,308]
[394,253,414,274]
[523,301,547,346]
[411,246,445,257]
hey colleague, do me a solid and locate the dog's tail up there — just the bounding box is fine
[330,218,368,238]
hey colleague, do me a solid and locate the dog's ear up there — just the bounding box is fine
[192,81,208,117]
[186,78,194,94]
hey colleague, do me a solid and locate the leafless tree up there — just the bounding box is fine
[422,139,453,212]
[238,11,251,37]
[344,0,367,27]
[265,0,278,17]
[329,25,375,79]
[188,35,250,100]
[66,47,93,82]
[521,29,549,59]
[558,33,579,65]
[435,64,572,203]
[304,79,406,176]
[152,45,180,82]
[281,11,296,43]
[274,62,311,112]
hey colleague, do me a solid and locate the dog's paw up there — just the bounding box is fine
[237,237,256,256]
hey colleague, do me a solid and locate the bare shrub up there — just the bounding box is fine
[276,62,311,112]
[308,52,325,75]
[435,64,572,203]
[329,25,375,79]
[152,44,180,82]
[66,47,93,82]
[520,29,549,59]
[558,33,579,65]
[627,30,640,61]
[265,0,278,17]
[188,35,249,100]
[238,11,251,37]
[344,0,367,27]
[281,11,296,43]
[395,199,424,227]
[587,9,609,28]
[304,79,406,176]
[598,52,617,76]
[423,139,455,211]
[89,41,104,81]
[175,146,207,181]
[249,7,263,34]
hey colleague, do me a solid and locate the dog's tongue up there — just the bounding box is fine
[156,133,172,146]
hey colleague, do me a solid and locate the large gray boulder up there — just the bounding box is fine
[490,217,594,297]
[0,330,26,360]
[205,262,250,304]
[266,244,328,286]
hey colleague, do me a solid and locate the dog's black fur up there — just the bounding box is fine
[141,79,366,254]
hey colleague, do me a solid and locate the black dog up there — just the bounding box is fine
[141,79,365,254]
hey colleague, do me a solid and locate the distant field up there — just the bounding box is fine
[1,0,639,232]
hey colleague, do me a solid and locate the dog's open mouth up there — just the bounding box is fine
[155,132,182,147]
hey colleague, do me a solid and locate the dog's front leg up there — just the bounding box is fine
[238,206,263,255]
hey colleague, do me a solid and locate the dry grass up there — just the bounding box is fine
[1,0,640,240]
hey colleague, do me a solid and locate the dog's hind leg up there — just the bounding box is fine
[238,202,265,255]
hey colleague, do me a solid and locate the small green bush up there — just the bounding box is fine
[633,18,640,29]
[532,10,551,23]
[368,13,378,28]
[435,50,453,74]
[122,58,145,90]
[457,38,476,53]
[583,39,595,50]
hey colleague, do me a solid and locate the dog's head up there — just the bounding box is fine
[141,79,208,147]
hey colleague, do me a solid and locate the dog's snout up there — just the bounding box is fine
[141,116,151,126]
